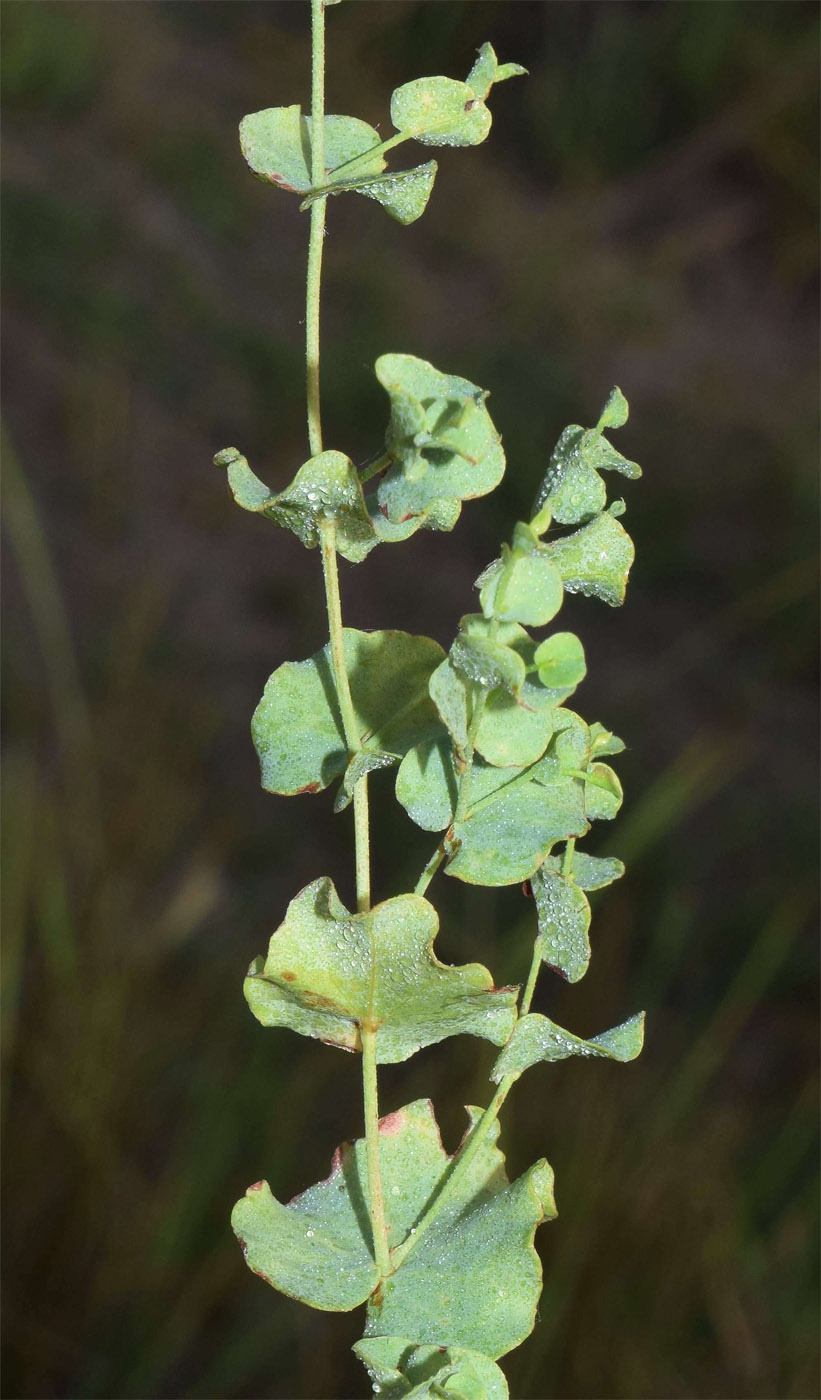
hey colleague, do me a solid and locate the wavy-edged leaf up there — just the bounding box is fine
[215,447,378,564]
[252,629,445,795]
[244,878,516,1062]
[302,161,438,225]
[375,355,504,525]
[369,492,463,545]
[543,849,625,891]
[355,1336,509,1400]
[545,509,635,606]
[234,1100,555,1354]
[492,1011,645,1081]
[478,550,563,627]
[239,106,383,193]
[365,1103,555,1358]
[532,426,640,527]
[530,865,590,983]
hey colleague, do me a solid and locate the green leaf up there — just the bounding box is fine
[597,386,629,430]
[252,629,445,795]
[390,45,524,149]
[533,632,587,690]
[584,762,623,821]
[530,866,591,983]
[450,616,526,696]
[355,1336,509,1400]
[532,421,640,527]
[543,849,625,891]
[545,510,635,606]
[391,76,491,148]
[589,721,626,757]
[396,737,458,832]
[334,750,399,813]
[364,1104,556,1357]
[397,725,591,885]
[449,756,588,886]
[228,448,380,564]
[239,106,384,194]
[491,1011,645,1081]
[244,878,516,1063]
[234,1100,555,1355]
[466,43,527,100]
[429,658,469,753]
[478,550,563,627]
[475,687,555,768]
[302,161,439,225]
[375,355,504,525]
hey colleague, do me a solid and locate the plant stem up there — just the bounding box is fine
[307,0,387,1277]
[361,1025,391,1276]
[306,0,326,457]
[414,842,447,897]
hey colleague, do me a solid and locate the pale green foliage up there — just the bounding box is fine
[244,878,517,1062]
[220,11,644,1396]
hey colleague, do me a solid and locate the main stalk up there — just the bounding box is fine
[307,0,389,1280]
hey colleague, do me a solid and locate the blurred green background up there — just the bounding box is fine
[2,2,818,1398]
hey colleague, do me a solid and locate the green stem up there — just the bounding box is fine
[308,0,386,1276]
[361,1025,391,1276]
[306,0,326,456]
[414,842,447,897]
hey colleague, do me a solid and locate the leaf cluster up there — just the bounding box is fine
[221,22,645,1398]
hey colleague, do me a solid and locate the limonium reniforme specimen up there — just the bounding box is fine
[217,5,645,1395]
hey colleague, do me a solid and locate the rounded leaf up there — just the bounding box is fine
[252,629,445,795]
[478,551,563,627]
[533,632,587,690]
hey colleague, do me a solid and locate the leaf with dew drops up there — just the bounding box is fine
[354,1336,509,1399]
[243,877,516,1063]
[491,1011,645,1081]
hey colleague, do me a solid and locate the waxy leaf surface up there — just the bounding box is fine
[244,878,517,1063]
[252,629,444,795]
[240,106,384,193]
[233,1100,555,1357]
[302,161,438,225]
[545,510,635,606]
[478,550,563,627]
[530,865,591,983]
[542,849,625,891]
[492,1011,645,1081]
[355,1336,509,1399]
[390,44,524,148]
[375,355,504,526]
[216,448,378,563]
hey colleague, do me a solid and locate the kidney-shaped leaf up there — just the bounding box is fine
[233,1099,555,1356]
[243,877,517,1063]
[477,550,563,628]
[375,355,504,526]
[239,106,384,193]
[492,1011,645,1081]
[252,629,445,796]
[355,1336,509,1400]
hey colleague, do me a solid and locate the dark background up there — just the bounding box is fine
[2,2,819,1398]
